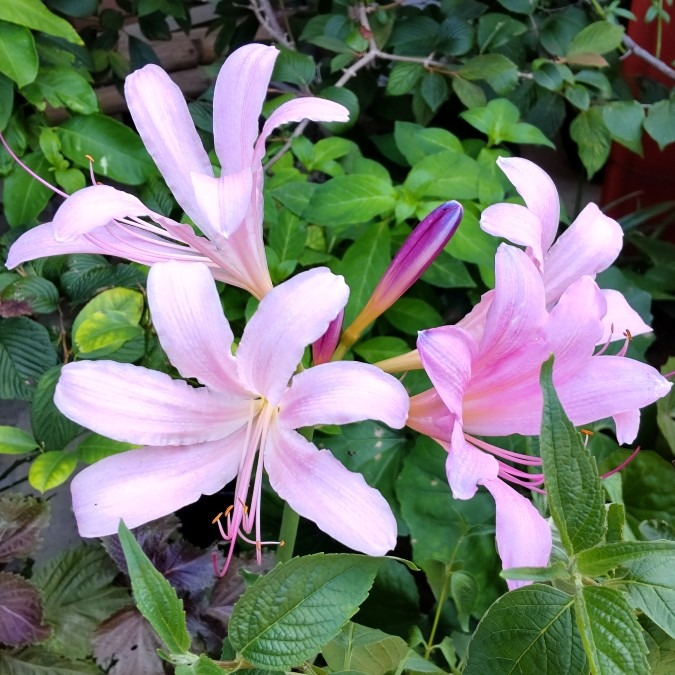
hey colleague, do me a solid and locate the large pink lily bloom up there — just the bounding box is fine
[6,44,348,299]
[55,263,408,569]
[409,245,671,588]
[480,157,650,343]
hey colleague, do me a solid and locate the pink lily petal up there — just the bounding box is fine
[482,477,552,590]
[417,326,475,420]
[265,424,397,555]
[612,409,641,445]
[407,388,454,442]
[555,356,672,442]
[55,361,250,446]
[278,361,409,429]
[6,222,107,268]
[480,203,545,267]
[190,168,253,239]
[147,262,248,395]
[496,156,560,252]
[456,289,494,342]
[52,185,150,241]
[252,97,350,164]
[236,268,349,405]
[441,422,499,500]
[599,289,652,343]
[71,432,245,537]
[213,43,279,173]
[543,203,623,305]
[125,64,213,225]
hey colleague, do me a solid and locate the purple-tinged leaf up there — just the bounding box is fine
[92,606,164,675]
[0,495,50,563]
[0,572,51,646]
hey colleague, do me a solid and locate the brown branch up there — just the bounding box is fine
[622,34,675,82]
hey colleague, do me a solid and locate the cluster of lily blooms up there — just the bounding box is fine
[3,44,671,587]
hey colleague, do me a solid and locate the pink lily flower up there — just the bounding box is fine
[409,244,671,588]
[480,157,650,343]
[55,263,409,570]
[5,44,348,299]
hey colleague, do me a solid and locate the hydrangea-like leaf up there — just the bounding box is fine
[0,572,51,646]
[0,494,50,563]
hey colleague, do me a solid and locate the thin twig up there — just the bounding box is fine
[249,0,294,49]
[622,34,675,81]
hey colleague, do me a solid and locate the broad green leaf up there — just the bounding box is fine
[353,336,411,363]
[386,62,425,96]
[616,553,675,639]
[451,570,478,632]
[30,366,82,452]
[28,450,78,492]
[319,87,359,133]
[304,175,395,228]
[564,84,590,111]
[421,249,475,288]
[574,586,648,674]
[496,0,538,15]
[458,54,519,94]
[567,21,624,56]
[394,121,463,165]
[322,622,409,674]
[577,541,675,577]
[56,114,156,185]
[0,426,38,455]
[404,150,480,200]
[570,107,612,177]
[385,297,443,335]
[643,618,675,674]
[0,495,50,562]
[656,357,675,453]
[118,520,191,654]
[437,16,473,55]
[0,23,37,87]
[334,221,391,326]
[643,99,675,150]
[603,101,644,154]
[22,67,98,115]
[272,48,315,86]
[533,62,565,92]
[421,72,449,112]
[76,433,136,464]
[33,545,129,658]
[452,76,486,108]
[0,73,12,130]
[0,647,100,674]
[229,554,382,669]
[0,0,82,44]
[477,13,527,51]
[1,277,59,314]
[175,655,225,675]
[464,585,586,674]
[539,357,606,554]
[0,571,51,646]
[3,152,53,226]
[269,210,306,263]
[445,205,499,269]
[0,317,58,400]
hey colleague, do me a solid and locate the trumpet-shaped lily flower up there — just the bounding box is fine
[55,263,409,571]
[480,157,650,343]
[5,44,349,299]
[409,244,672,588]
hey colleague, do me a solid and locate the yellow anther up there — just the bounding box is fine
[211,512,223,524]
[580,429,594,436]
[84,154,95,163]
[624,329,633,340]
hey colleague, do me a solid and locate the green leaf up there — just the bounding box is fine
[452,76,486,108]
[394,121,463,165]
[464,585,586,674]
[386,62,425,96]
[76,433,136,464]
[0,494,50,562]
[643,99,675,150]
[0,425,38,454]
[385,297,443,335]
[567,21,624,56]
[319,87,359,133]
[0,647,100,674]
[175,655,225,675]
[0,317,58,400]
[644,618,675,674]
[33,544,129,658]
[458,54,519,94]
[577,541,675,577]
[656,357,675,453]
[72,287,144,358]
[304,175,395,228]
[22,67,98,115]
[0,22,37,87]
[539,356,605,554]
[322,622,409,674]
[603,101,644,154]
[271,48,315,86]
[3,152,53,226]
[30,365,82,452]
[403,150,480,200]
[565,84,590,111]
[28,450,77,492]
[421,72,449,112]
[0,0,82,44]
[617,553,675,639]
[353,336,410,363]
[269,210,306,263]
[1,276,59,314]
[570,107,611,179]
[56,114,156,185]
[451,570,478,632]
[228,553,382,669]
[0,73,13,130]
[118,520,191,654]
[334,221,391,326]
[574,586,648,674]
[422,249,475,288]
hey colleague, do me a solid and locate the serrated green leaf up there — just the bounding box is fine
[421,72,449,112]
[28,450,77,492]
[464,585,586,674]
[56,114,156,185]
[643,99,675,150]
[3,152,53,226]
[33,545,129,658]
[322,622,409,674]
[0,317,58,400]
[567,21,624,56]
[174,654,224,675]
[272,48,315,86]
[0,0,82,44]
[0,647,100,674]
[229,554,382,669]
[0,425,38,454]
[304,175,395,228]
[577,541,675,577]
[0,22,38,87]
[386,62,425,96]
[570,107,611,179]
[643,618,675,674]
[1,276,59,314]
[118,520,190,654]
[574,585,648,674]
[539,357,606,554]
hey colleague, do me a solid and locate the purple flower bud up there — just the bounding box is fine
[312,309,344,365]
